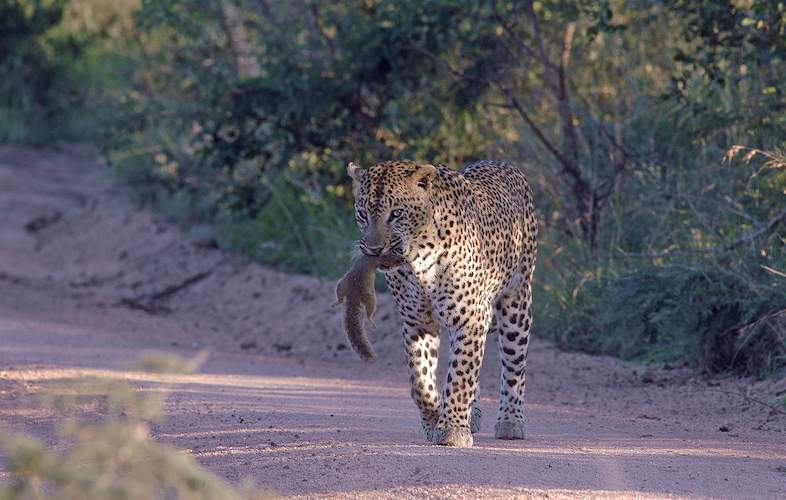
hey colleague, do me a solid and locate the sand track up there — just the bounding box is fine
[0,144,785,499]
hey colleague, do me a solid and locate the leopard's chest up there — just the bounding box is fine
[409,246,444,291]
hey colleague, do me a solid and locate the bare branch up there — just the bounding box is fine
[560,21,575,72]
[566,77,635,160]
[407,42,493,86]
[524,0,551,76]
[413,11,598,247]
[724,205,786,252]
[556,21,580,166]
[221,1,262,78]
[496,83,575,173]
[308,1,337,59]
[490,0,556,72]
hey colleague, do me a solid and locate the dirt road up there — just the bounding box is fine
[1,145,785,499]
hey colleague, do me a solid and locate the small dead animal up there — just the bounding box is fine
[334,254,403,360]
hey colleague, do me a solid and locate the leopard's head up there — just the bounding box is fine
[348,160,437,264]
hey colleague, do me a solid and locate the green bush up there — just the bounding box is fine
[0,353,271,499]
[0,0,136,143]
[104,0,786,378]
[215,182,358,278]
[538,144,786,377]
[3,0,784,377]
[548,262,785,377]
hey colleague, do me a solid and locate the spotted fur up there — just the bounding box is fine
[348,159,538,447]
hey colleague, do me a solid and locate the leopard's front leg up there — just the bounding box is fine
[432,305,492,448]
[402,323,441,440]
[385,269,442,441]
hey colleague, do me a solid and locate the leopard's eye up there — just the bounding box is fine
[356,209,368,224]
[388,208,404,222]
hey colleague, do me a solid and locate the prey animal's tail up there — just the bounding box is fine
[342,296,376,360]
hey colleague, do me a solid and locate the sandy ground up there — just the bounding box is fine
[0,144,785,499]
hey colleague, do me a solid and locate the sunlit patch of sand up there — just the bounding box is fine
[290,485,687,500]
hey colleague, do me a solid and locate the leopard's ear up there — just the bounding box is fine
[347,162,363,181]
[411,163,437,191]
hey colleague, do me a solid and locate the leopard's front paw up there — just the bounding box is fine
[431,426,473,448]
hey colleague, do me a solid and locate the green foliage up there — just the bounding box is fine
[538,141,786,377]
[104,0,512,220]
[662,0,786,138]
[2,0,784,377]
[549,263,785,377]
[215,182,359,278]
[0,0,67,141]
[0,0,140,142]
[0,354,271,500]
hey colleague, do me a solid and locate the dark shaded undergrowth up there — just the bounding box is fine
[2,0,784,379]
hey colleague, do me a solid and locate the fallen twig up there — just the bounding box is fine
[115,261,224,315]
[695,388,786,416]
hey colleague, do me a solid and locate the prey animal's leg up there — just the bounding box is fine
[432,304,493,448]
[385,269,441,441]
[493,280,533,439]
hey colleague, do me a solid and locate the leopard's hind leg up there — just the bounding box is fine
[470,390,483,434]
[493,274,533,439]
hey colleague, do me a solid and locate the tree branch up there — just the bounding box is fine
[308,1,337,60]
[557,21,580,166]
[407,42,493,86]
[490,0,556,72]
[220,1,262,79]
[524,0,551,78]
[496,83,575,173]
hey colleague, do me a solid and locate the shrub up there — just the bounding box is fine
[548,263,785,377]
[0,354,272,499]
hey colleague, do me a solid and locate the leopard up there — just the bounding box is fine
[347,159,538,448]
